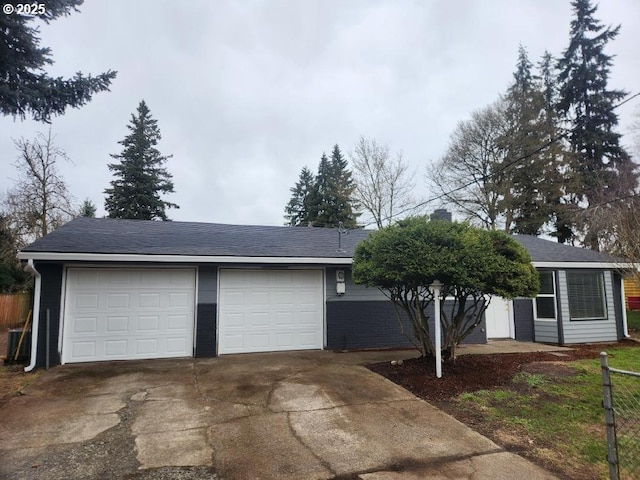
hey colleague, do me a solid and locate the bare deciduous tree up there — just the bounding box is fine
[427,101,514,231]
[4,130,75,246]
[350,137,417,228]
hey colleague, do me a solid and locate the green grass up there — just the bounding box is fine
[454,346,640,477]
[627,310,640,331]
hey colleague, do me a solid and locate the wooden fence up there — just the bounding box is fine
[0,293,32,329]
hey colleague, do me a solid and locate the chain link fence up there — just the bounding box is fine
[601,352,640,479]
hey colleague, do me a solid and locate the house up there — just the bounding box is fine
[18,218,631,369]
[509,235,630,345]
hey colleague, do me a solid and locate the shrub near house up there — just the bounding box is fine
[352,217,539,359]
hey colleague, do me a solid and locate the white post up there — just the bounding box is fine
[431,280,442,378]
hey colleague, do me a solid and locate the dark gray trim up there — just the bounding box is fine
[195,304,216,357]
[555,270,564,345]
[612,272,625,340]
[326,301,414,350]
[326,300,487,351]
[34,262,63,368]
[513,299,534,342]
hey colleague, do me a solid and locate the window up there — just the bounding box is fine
[535,271,556,320]
[567,272,607,321]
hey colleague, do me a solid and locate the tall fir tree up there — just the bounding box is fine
[78,198,97,218]
[0,0,116,122]
[502,46,563,236]
[104,101,178,221]
[284,167,315,226]
[283,145,359,228]
[314,145,359,228]
[537,51,573,242]
[556,0,636,247]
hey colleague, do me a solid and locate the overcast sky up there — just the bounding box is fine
[1,0,639,227]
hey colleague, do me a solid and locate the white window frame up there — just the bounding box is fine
[533,270,557,322]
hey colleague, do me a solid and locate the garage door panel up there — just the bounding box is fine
[63,268,195,364]
[106,316,129,333]
[72,341,96,358]
[219,269,323,354]
[107,293,129,309]
[105,340,127,356]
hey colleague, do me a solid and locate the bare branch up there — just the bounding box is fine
[4,129,76,246]
[350,137,421,228]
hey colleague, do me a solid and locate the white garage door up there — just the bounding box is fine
[218,269,324,354]
[62,268,196,363]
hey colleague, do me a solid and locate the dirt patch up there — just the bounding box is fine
[521,361,579,377]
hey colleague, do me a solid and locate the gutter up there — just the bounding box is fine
[24,259,41,372]
[620,277,630,338]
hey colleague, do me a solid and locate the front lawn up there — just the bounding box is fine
[627,310,640,338]
[369,342,640,480]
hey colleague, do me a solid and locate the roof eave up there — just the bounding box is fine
[532,261,635,269]
[17,251,354,265]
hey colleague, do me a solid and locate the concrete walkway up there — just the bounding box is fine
[457,339,572,355]
[0,350,559,479]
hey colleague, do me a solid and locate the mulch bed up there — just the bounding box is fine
[367,340,640,403]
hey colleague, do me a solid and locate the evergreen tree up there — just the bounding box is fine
[329,144,359,227]
[556,0,636,247]
[312,153,333,226]
[0,0,116,122]
[104,101,178,221]
[284,167,315,226]
[283,145,359,228]
[314,145,359,228]
[537,51,573,242]
[502,46,562,235]
[78,198,97,218]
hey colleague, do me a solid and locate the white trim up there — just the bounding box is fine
[20,252,632,270]
[621,277,630,337]
[24,260,41,372]
[508,299,515,339]
[18,252,353,265]
[533,271,557,322]
[533,261,634,269]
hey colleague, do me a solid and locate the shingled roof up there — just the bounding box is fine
[20,217,370,259]
[20,217,624,266]
[511,235,621,264]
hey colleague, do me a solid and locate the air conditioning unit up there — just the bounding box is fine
[6,329,31,363]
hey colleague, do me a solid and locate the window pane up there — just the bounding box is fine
[567,272,606,321]
[539,271,554,295]
[536,297,556,319]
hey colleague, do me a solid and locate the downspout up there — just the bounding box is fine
[24,259,41,372]
[620,277,630,338]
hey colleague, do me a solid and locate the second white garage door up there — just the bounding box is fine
[218,269,324,354]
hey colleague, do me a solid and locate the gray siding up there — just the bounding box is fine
[195,266,217,357]
[559,270,618,344]
[513,299,534,341]
[326,267,388,302]
[534,320,558,343]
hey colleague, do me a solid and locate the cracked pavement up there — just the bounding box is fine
[0,350,559,479]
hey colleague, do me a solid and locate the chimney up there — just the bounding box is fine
[430,209,452,222]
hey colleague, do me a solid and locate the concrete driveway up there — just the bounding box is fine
[0,350,558,479]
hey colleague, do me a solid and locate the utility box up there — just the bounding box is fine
[6,329,31,363]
